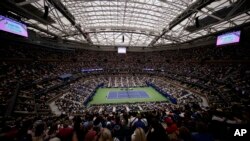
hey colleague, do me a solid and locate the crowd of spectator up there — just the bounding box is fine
[1,99,249,141]
[152,77,203,104]
[107,75,147,87]
[49,74,204,116]
[0,43,250,141]
[54,77,105,115]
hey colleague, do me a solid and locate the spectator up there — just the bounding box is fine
[84,122,97,141]
[131,113,147,131]
[98,128,119,141]
[178,126,192,141]
[165,117,178,141]
[146,118,169,141]
[57,121,73,141]
[191,122,214,141]
[131,128,146,141]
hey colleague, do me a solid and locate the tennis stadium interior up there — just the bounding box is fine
[0,0,250,141]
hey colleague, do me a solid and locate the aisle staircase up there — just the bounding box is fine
[49,101,61,115]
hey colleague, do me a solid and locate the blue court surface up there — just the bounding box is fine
[107,90,150,99]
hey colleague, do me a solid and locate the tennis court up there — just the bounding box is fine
[107,90,149,99]
[88,87,169,105]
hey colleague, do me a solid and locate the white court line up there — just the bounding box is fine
[106,91,111,100]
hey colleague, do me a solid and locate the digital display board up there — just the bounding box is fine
[118,47,126,54]
[0,15,28,37]
[216,31,240,46]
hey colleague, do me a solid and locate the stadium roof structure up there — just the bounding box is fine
[1,0,250,49]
